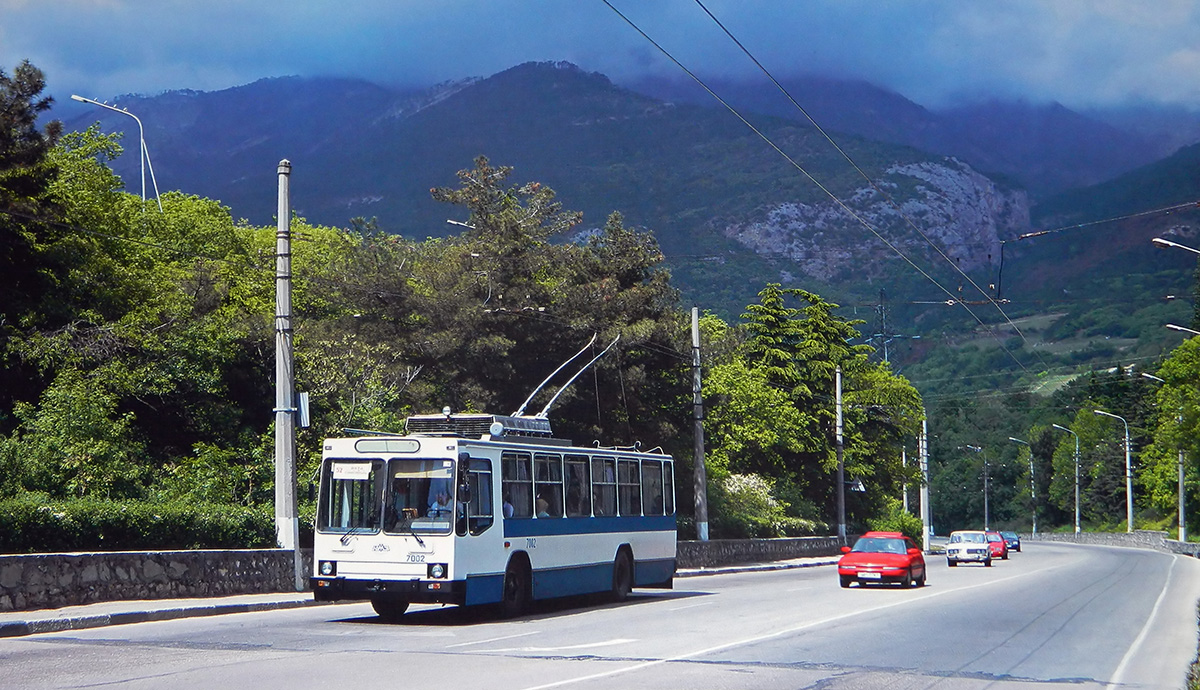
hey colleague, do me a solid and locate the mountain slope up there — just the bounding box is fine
[63,62,1029,312]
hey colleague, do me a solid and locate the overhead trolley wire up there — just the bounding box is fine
[686,0,1049,373]
[601,0,1030,373]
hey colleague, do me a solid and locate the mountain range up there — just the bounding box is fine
[58,61,1200,336]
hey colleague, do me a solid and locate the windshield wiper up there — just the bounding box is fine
[339,525,374,546]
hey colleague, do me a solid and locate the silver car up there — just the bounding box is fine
[945,530,992,567]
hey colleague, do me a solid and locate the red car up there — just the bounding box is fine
[838,531,926,588]
[986,531,1009,560]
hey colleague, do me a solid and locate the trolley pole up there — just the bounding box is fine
[274,160,303,591]
[691,307,709,541]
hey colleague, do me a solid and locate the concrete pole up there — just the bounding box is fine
[901,448,908,513]
[920,416,931,552]
[1180,446,1187,542]
[691,307,709,541]
[836,366,845,545]
[274,160,303,590]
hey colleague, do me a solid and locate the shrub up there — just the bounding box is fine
[0,497,275,553]
[866,497,924,543]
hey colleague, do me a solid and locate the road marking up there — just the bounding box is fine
[666,602,713,611]
[518,562,1066,690]
[1105,554,1178,689]
[446,631,539,648]
[486,638,636,653]
[785,586,812,592]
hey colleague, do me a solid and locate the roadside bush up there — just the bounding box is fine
[709,473,824,538]
[866,497,923,543]
[0,497,275,553]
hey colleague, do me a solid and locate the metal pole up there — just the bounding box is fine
[691,307,709,541]
[983,457,990,530]
[1124,422,1133,532]
[69,95,162,211]
[836,366,845,544]
[1029,450,1037,536]
[274,160,302,590]
[1080,439,1089,537]
[901,448,908,513]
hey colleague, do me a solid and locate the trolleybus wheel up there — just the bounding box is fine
[611,551,633,602]
[500,558,530,618]
[371,599,409,620]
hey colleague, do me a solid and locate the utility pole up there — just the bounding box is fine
[691,307,709,541]
[920,416,930,552]
[274,160,303,591]
[902,447,908,513]
[836,366,846,544]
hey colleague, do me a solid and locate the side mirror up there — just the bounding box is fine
[907,548,921,556]
[840,546,851,554]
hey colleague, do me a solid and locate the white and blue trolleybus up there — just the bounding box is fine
[312,342,676,618]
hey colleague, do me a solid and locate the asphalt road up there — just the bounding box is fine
[2,541,1197,690]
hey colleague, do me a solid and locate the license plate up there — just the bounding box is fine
[859,572,882,580]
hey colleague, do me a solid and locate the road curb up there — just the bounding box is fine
[676,558,840,578]
[0,598,322,639]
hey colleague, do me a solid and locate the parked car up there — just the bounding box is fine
[986,531,1009,560]
[945,530,991,567]
[1000,530,1021,552]
[838,531,927,588]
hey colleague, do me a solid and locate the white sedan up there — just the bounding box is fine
[945,530,992,567]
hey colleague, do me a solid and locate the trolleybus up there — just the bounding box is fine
[312,407,677,618]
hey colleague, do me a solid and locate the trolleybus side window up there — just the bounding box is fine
[641,460,664,516]
[465,458,494,535]
[564,454,591,517]
[617,459,641,516]
[319,460,382,532]
[592,456,617,516]
[501,451,534,518]
[534,453,563,518]
[664,460,675,515]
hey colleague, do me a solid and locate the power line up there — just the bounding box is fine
[601,0,1030,375]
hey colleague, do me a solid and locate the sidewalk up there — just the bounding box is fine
[0,555,839,638]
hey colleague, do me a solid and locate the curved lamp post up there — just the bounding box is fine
[70,94,162,211]
[1094,409,1133,533]
[1051,424,1081,534]
[1009,436,1036,535]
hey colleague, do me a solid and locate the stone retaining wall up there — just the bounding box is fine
[677,536,843,569]
[0,550,311,613]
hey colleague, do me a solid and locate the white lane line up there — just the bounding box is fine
[666,602,713,611]
[486,638,637,653]
[518,563,1067,690]
[785,586,812,592]
[1105,554,1178,689]
[446,631,540,649]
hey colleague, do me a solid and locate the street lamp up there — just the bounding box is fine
[70,94,162,211]
[1166,324,1195,338]
[1009,437,1036,535]
[1094,409,1133,533]
[1052,424,1081,534]
[1142,372,1186,542]
[1152,237,1200,255]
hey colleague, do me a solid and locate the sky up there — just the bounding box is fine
[3,0,1200,112]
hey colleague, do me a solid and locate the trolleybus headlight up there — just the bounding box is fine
[319,560,336,576]
[428,563,446,579]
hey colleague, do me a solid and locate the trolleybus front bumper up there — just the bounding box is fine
[312,576,467,605]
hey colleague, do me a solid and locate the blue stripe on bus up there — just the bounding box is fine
[502,515,677,538]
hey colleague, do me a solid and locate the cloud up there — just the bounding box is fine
[2,0,1199,110]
